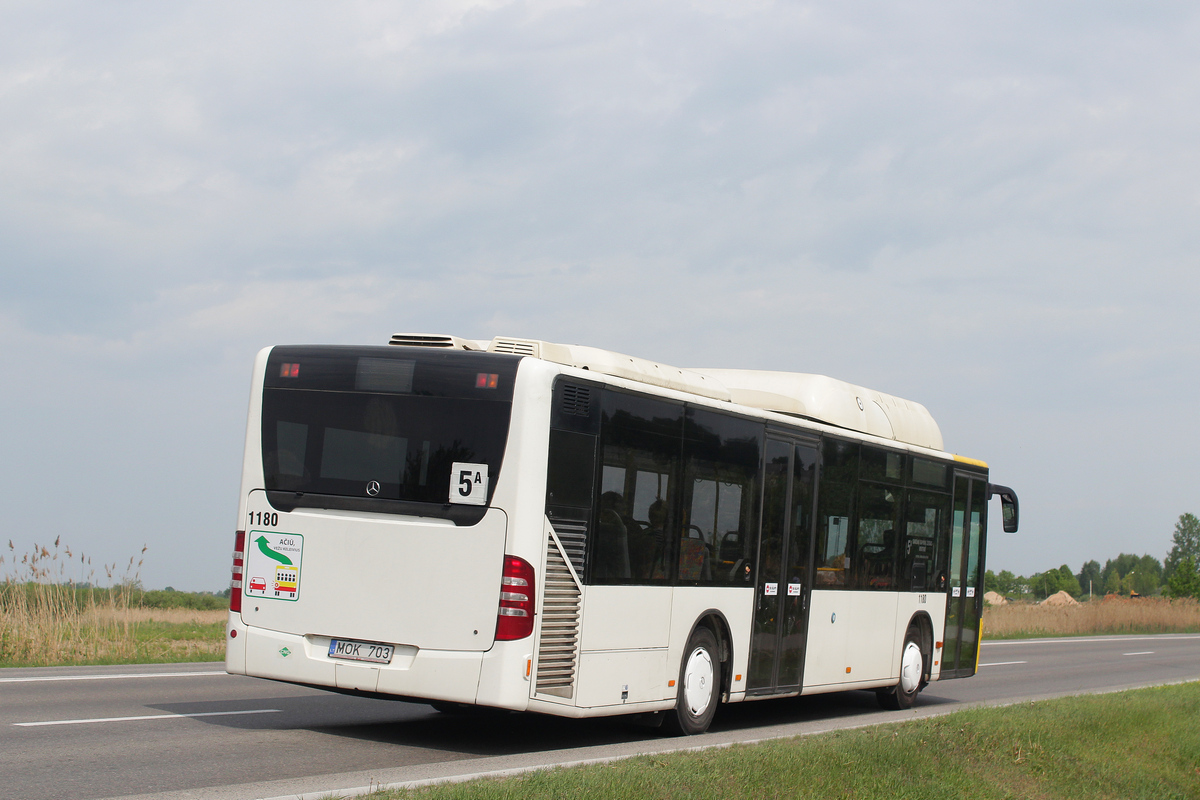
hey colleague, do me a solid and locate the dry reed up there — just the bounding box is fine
[93,607,227,625]
[0,539,224,666]
[983,596,1200,638]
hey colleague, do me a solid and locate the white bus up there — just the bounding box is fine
[226,334,1018,734]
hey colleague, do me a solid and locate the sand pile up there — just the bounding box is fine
[984,591,1008,606]
[1040,589,1079,606]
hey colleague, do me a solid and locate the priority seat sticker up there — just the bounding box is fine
[245,531,303,601]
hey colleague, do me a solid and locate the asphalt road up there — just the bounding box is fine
[3,634,1198,800]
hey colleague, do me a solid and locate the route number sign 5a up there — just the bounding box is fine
[449,462,489,506]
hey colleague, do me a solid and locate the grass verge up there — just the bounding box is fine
[366,682,1200,800]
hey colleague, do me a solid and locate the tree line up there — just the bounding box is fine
[985,512,1200,601]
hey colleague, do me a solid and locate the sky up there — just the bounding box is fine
[1,1,1197,591]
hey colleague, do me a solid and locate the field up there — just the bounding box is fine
[5,592,1199,667]
[3,538,1198,667]
[0,588,226,667]
[362,682,1200,800]
[982,596,1200,639]
[0,540,227,667]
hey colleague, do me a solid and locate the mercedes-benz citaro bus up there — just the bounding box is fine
[226,334,1018,735]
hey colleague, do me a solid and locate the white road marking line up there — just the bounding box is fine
[979,661,1027,667]
[13,709,280,727]
[982,635,1200,646]
[1123,651,1154,656]
[0,671,226,684]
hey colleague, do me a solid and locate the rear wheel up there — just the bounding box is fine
[877,625,926,710]
[664,627,720,735]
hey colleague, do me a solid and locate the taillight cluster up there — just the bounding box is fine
[230,530,245,613]
[495,555,535,640]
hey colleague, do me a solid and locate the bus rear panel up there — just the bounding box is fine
[227,346,531,706]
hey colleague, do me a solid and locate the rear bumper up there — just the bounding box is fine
[225,615,489,705]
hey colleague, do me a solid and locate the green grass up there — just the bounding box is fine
[0,618,227,668]
[125,618,226,664]
[366,682,1200,800]
[133,619,225,643]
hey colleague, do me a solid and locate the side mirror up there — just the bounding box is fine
[989,484,1019,534]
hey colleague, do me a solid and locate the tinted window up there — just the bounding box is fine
[860,446,906,484]
[261,347,518,510]
[911,457,949,489]
[814,438,857,587]
[590,392,683,584]
[855,483,900,590]
[680,408,762,586]
[903,490,950,591]
[546,429,596,509]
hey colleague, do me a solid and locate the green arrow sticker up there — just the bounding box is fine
[256,536,293,566]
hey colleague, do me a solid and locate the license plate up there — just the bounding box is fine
[328,639,394,664]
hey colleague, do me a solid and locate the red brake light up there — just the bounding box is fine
[496,555,535,640]
[230,530,245,613]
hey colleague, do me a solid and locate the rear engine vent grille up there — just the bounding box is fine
[491,338,539,356]
[560,385,592,417]
[535,529,582,699]
[550,519,587,576]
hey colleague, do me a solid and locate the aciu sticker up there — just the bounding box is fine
[449,462,489,505]
[244,531,304,601]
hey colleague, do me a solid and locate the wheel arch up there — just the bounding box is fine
[905,611,935,682]
[687,608,735,702]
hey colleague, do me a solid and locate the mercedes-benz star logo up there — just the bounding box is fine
[365,480,380,497]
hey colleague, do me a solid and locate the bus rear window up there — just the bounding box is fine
[261,346,519,511]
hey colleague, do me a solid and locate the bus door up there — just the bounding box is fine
[747,437,817,694]
[942,473,988,677]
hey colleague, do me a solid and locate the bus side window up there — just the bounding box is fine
[814,438,857,587]
[680,407,762,587]
[855,483,899,591]
[903,490,950,591]
[546,429,596,509]
[589,390,682,585]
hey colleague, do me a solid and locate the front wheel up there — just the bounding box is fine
[663,627,720,735]
[877,625,926,710]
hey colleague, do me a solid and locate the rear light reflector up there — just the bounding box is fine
[230,530,245,613]
[496,555,535,641]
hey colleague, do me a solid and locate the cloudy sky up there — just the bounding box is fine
[2,1,1197,591]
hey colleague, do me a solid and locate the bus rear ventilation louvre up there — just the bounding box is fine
[535,528,582,699]
[560,385,592,417]
[390,333,945,451]
[387,333,484,350]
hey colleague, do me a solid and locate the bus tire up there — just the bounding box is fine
[877,624,925,711]
[664,626,720,735]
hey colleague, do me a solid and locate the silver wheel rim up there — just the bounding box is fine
[899,640,923,694]
[682,645,714,717]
